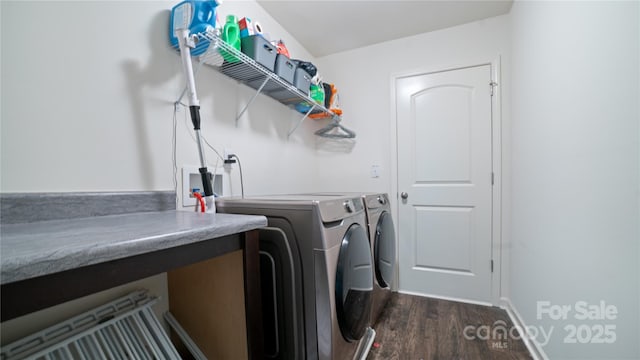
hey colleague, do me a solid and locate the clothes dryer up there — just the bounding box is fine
[299,193,397,324]
[217,195,375,360]
[362,193,396,324]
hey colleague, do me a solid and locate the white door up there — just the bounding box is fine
[396,65,493,303]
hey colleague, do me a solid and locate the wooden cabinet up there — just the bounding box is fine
[168,250,248,359]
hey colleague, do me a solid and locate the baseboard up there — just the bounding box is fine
[397,289,493,307]
[500,297,549,360]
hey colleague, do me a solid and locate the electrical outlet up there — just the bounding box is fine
[223,148,233,160]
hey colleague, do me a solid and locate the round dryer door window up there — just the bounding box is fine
[335,223,373,342]
[375,211,396,289]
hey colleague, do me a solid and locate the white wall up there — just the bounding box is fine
[510,1,639,359]
[0,0,323,198]
[314,14,512,296]
[314,15,510,192]
[4,2,639,357]
[0,0,322,343]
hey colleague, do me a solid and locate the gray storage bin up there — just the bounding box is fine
[241,35,277,71]
[274,55,296,85]
[246,77,281,92]
[267,67,312,104]
[292,68,312,95]
[267,88,301,104]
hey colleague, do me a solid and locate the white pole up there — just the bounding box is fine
[176,29,199,108]
[175,29,216,213]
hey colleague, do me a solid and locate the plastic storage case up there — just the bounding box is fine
[268,68,312,103]
[246,77,282,92]
[240,35,277,71]
[274,55,296,84]
[267,89,301,104]
[293,67,312,94]
[246,55,297,92]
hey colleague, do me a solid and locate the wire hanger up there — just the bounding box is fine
[314,117,356,139]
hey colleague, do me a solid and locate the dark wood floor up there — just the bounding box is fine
[367,293,532,360]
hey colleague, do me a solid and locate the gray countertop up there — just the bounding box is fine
[0,211,267,285]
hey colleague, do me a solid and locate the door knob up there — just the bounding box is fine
[400,192,408,199]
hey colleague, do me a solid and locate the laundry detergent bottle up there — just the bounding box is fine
[310,83,325,105]
[220,15,241,63]
[169,0,220,56]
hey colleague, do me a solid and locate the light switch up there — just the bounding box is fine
[371,164,381,178]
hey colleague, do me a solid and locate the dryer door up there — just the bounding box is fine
[335,223,373,342]
[375,211,396,289]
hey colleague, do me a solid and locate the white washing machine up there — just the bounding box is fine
[217,195,375,360]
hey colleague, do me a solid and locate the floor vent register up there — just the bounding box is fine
[1,290,186,360]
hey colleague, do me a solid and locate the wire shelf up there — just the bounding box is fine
[198,32,337,117]
[0,290,181,360]
[173,29,354,139]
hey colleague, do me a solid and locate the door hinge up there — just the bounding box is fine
[491,172,495,185]
[490,81,498,96]
[491,260,494,272]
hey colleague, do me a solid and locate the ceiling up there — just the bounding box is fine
[256,0,513,57]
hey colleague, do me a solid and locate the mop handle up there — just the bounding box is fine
[176,29,214,199]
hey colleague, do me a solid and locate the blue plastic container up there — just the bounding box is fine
[169,0,219,56]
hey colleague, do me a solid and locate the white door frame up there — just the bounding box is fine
[389,57,503,305]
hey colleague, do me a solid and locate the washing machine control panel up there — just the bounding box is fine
[365,193,389,210]
[317,197,364,222]
[344,200,355,213]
